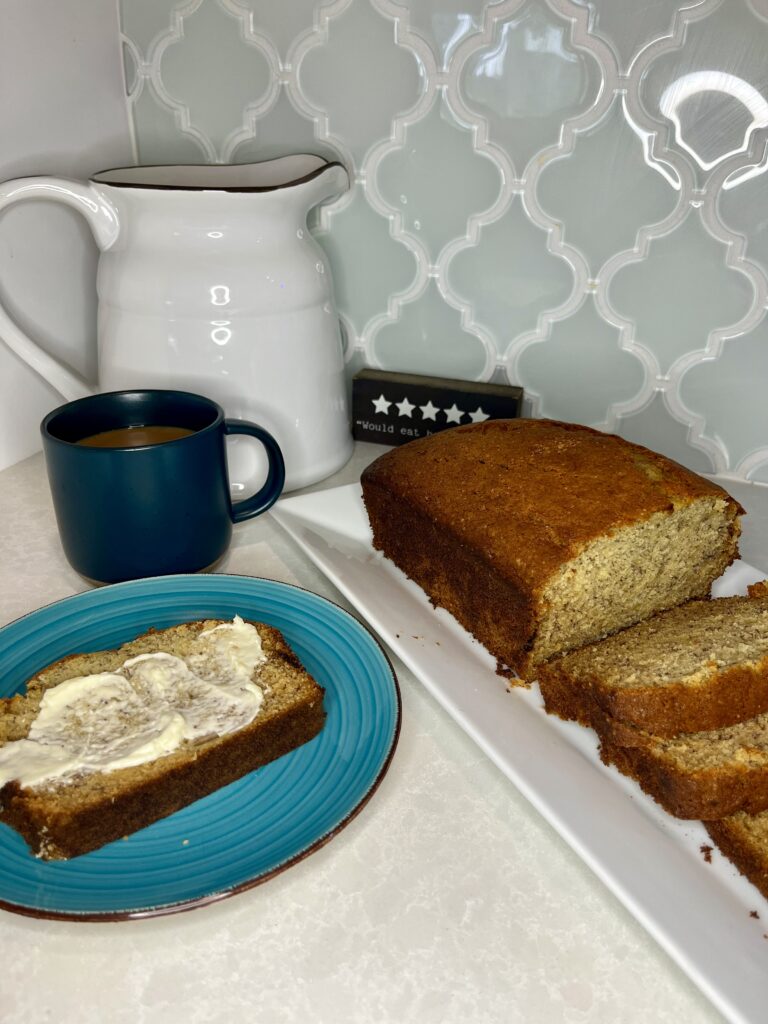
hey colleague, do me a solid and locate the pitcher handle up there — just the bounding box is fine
[0,176,120,401]
[224,419,286,522]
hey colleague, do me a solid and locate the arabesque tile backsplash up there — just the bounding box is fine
[1,0,767,556]
[119,0,768,490]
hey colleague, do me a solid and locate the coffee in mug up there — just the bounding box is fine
[76,425,195,447]
[41,390,285,585]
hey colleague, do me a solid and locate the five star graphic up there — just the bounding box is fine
[371,393,493,427]
[371,393,391,414]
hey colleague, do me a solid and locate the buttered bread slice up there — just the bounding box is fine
[0,618,325,859]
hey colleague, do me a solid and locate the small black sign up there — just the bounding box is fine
[352,369,524,447]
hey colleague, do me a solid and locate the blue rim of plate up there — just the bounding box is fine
[0,574,401,921]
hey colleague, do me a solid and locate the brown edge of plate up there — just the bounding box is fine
[0,577,402,922]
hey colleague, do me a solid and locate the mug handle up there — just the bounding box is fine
[224,419,286,522]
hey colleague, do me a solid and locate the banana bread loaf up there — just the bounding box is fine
[361,419,743,681]
[0,618,325,859]
[538,594,768,736]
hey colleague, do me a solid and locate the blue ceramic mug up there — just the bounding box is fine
[41,390,285,584]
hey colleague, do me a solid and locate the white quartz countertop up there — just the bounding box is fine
[0,443,724,1024]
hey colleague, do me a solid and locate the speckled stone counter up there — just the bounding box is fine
[0,445,723,1024]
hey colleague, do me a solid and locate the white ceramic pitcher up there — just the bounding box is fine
[0,154,353,491]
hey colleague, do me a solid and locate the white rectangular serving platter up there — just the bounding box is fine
[271,483,768,1024]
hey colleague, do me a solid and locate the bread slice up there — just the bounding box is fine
[0,619,325,860]
[362,419,742,682]
[541,667,768,819]
[707,811,768,900]
[597,718,768,819]
[538,595,768,736]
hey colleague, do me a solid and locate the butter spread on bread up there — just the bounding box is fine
[0,617,267,789]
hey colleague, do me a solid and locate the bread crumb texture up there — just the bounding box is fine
[544,596,768,690]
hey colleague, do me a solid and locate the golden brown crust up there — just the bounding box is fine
[599,740,768,819]
[706,816,768,900]
[538,655,768,737]
[536,666,598,728]
[364,476,537,680]
[362,419,741,587]
[0,620,325,859]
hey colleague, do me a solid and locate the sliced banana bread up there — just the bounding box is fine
[542,669,768,819]
[538,592,768,818]
[598,715,768,819]
[538,595,768,736]
[361,419,742,682]
[0,618,325,859]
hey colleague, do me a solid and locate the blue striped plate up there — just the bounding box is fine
[0,575,400,920]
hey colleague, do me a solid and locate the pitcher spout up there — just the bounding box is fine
[293,160,349,214]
